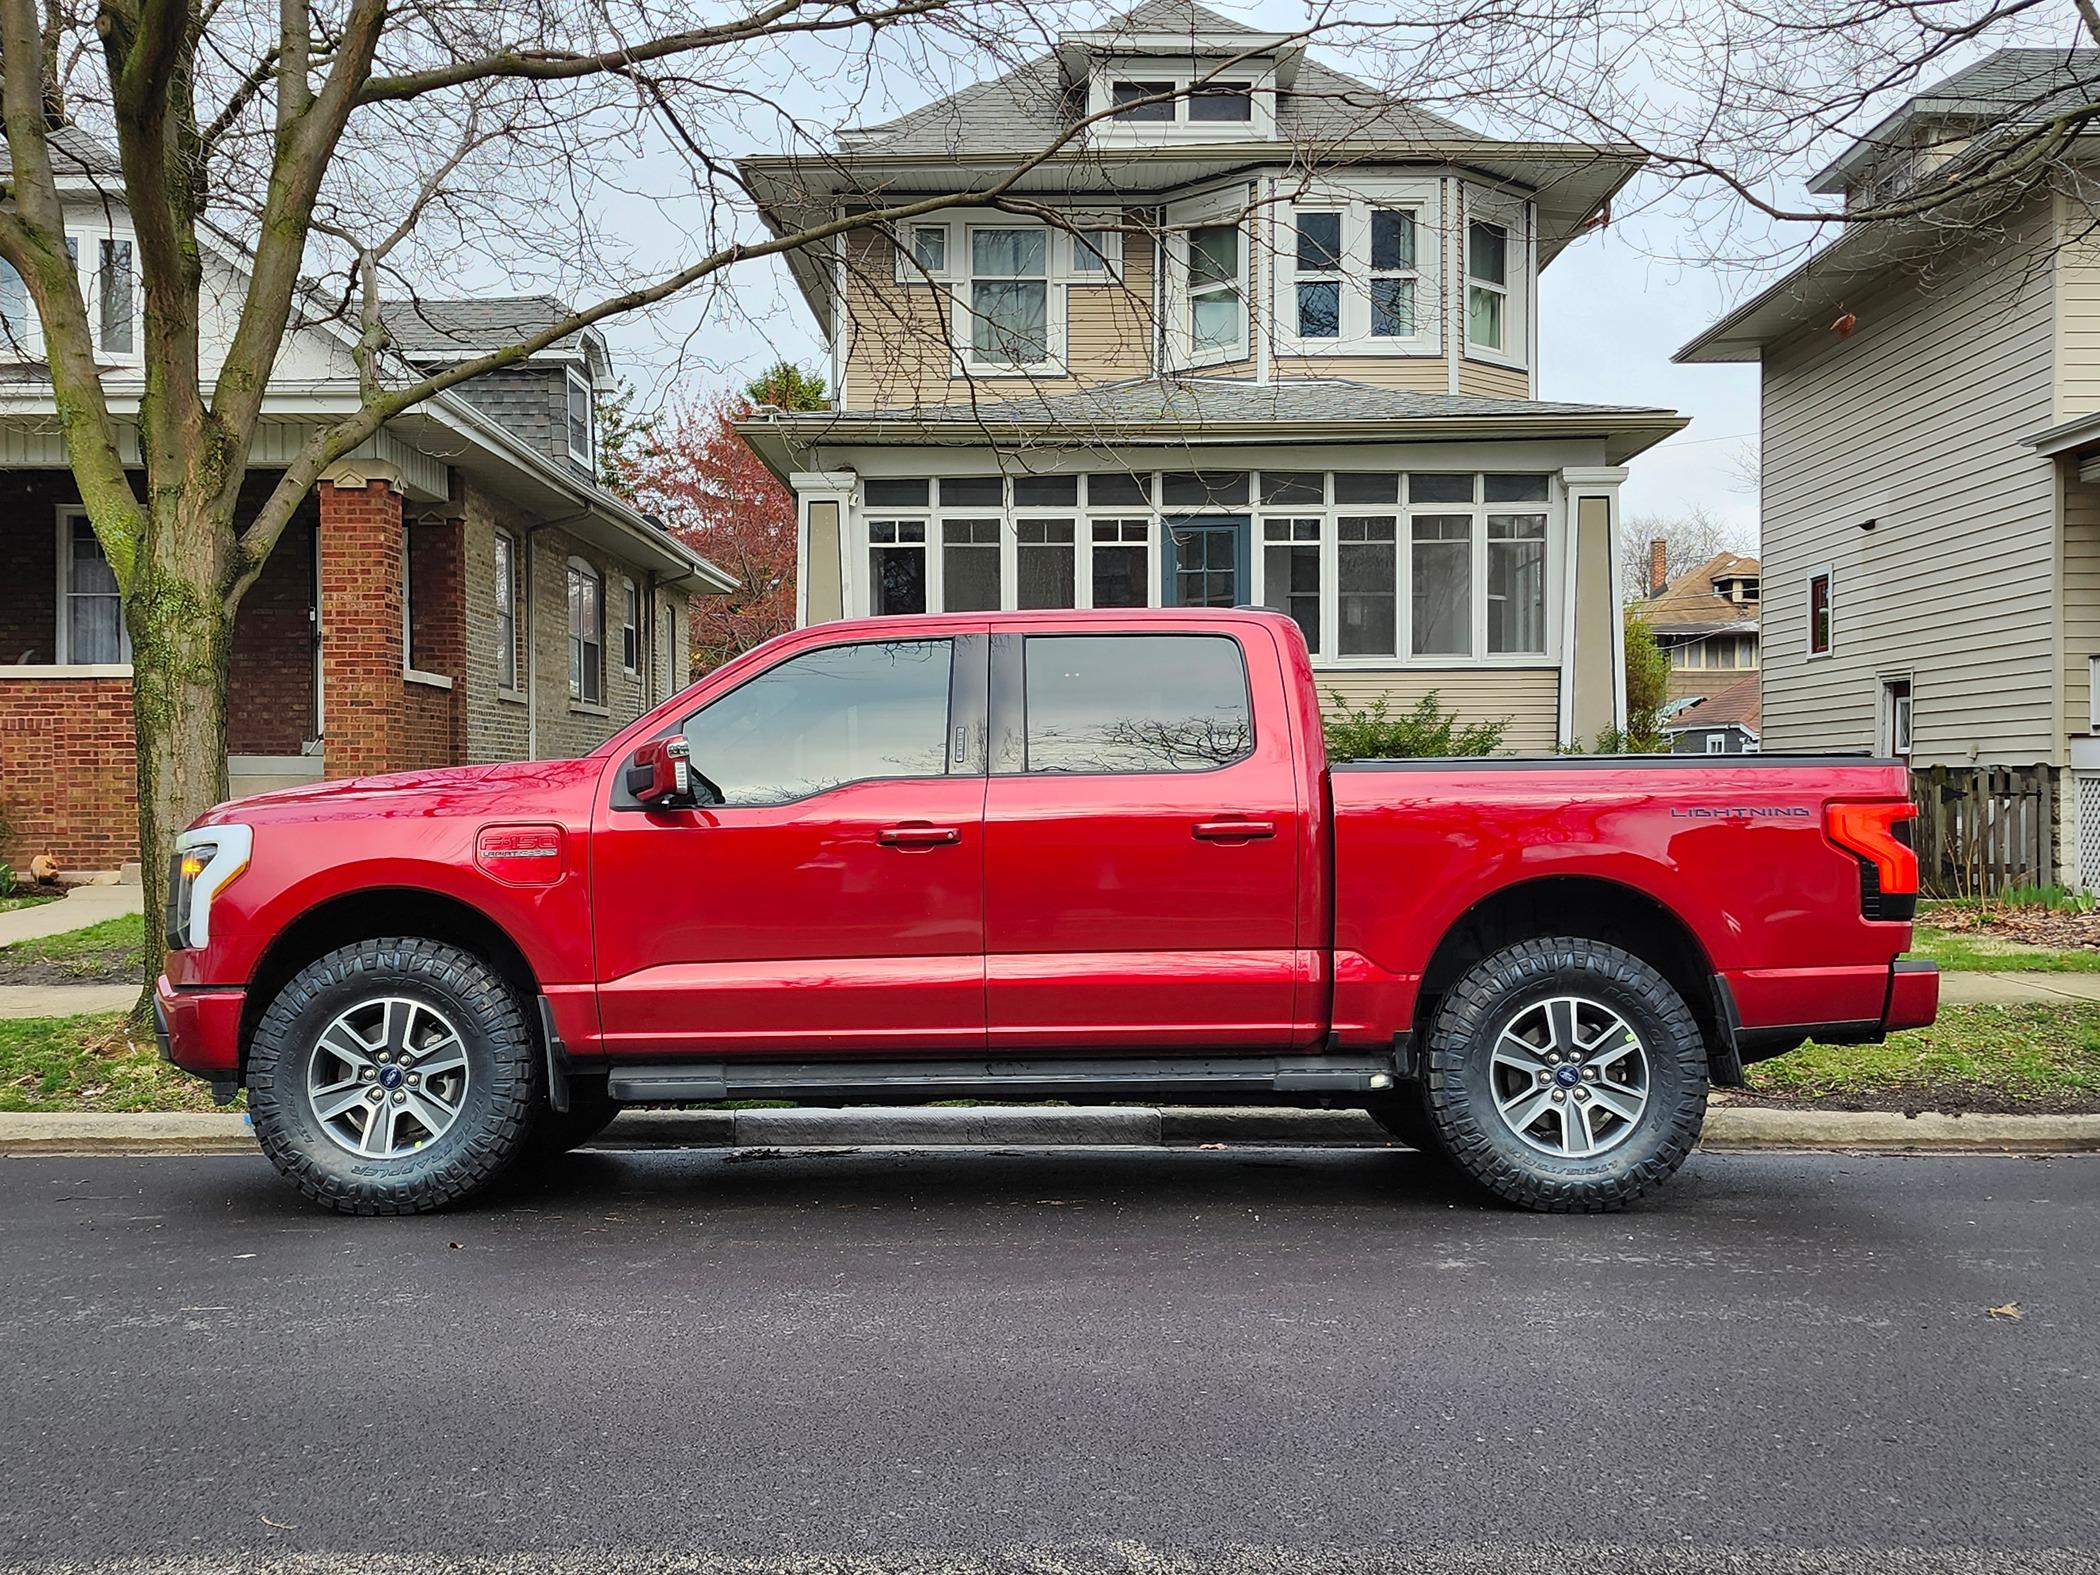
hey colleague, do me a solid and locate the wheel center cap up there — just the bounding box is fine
[1553,1064,1582,1088]
[378,1065,406,1090]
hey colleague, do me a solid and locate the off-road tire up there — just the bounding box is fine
[526,1085,621,1157]
[1422,937,1707,1213]
[247,938,538,1215]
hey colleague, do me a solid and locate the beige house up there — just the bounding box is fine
[735,0,1686,750]
[1642,549,1761,705]
[1677,49,2100,887]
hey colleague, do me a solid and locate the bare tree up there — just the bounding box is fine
[1623,505,1757,601]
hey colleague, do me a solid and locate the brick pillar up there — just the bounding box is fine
[406,514,468,765]
[319,473,405,779]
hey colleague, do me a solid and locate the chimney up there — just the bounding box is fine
[1647,539,1669,597]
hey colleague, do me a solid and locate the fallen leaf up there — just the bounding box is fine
[1988,1302,2023,1321]
[260,1515,296,1529]
[232,1253,256,1260]
[448,1241,463,1250]
[1197,1142,1227,1151]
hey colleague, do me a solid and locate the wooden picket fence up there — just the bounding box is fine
[1909,764,2055,898]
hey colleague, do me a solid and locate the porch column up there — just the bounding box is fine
[792,470,855,625]
[1560,465,1629,749]
[318,461,406,779]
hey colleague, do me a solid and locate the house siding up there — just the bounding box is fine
[1316,667,1560,754]
[448,365,590,475]
[1759,211,2060,764]
[1458,360,1530,399]
[2063,471,2100,740]
[1270,354,1447,392]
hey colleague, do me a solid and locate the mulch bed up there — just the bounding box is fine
[1729,1085,2100,1117]
[0,950,140,987]
[1923,904,2100,952]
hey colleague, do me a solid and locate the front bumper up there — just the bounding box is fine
[154,974,246,1081]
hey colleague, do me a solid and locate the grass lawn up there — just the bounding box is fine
[1746,1003,2100,1113]
[1906,923,2100,974]
[0,911,147,985]
[0,893,60,914]
[0,1012,234,1113]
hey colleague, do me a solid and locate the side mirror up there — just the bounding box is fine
[625,736,695,808]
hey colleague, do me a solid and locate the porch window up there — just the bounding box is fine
[566,371,594,467]
[1485,477,1549,654]
[1294,212,1342,340]
[1017,520,1076,608]
[1090,520,1150,608]
[567,558,604,705]
[1466,220,1508,353]
[1261,518,1321,654]
[1188,225,1244,358]
[941,519,1001,611]
[1337,516,1397,657]
[968,228,1049,367]
[621,577,641,673]
[1410,515,1473,657]
[1808,569,1833,656]
[59,512,129,665]
[869,520,928,614]
[493,529,520,691]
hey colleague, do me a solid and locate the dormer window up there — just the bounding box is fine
[1089,60,1278,140]
[1111,80,1175,120]
[1188,83,1253,122]
[566,369,594,467]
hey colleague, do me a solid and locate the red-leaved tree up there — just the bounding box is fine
[623,398,799,676]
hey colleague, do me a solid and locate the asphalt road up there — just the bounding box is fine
[2,1145,2097,1574]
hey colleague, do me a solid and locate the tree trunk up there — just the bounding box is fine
[126,494,233,1005]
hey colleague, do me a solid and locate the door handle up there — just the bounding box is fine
[1192,819,1276,842]
[877,824,963,848]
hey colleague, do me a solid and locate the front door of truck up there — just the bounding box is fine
[592,631,989,1059]
[980,621,1309,1051]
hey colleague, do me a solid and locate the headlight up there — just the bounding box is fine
[166,825,253,950]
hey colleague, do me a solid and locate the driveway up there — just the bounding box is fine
[1,1146,2095,1573]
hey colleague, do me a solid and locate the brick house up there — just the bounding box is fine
[0,131,730,871]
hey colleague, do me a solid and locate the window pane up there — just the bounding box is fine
[1296,280,1340,339]
[1188,85,1253,121]
[1189,225,1238,289]
[1409,473,1474,504]
[1295,212,1341,272]
[1260,472,1323,506]
[972,280,1048,364]
[1013,475,1078,506]
[1017,520,1076,608]
[683,639,953,806]
[1468,221,1507,286]
[1071,231,1114,273]
[1191,289,1242,353]
[1262,534,1320,655]
[939,476,1003,506]
[1112,80,1174,120]
[941,519,1001,611]
[0,261,26,345]
[98,239,132,354]
[871,536,927,615]
[865,478,930,507]
[1484,473,1551,503]
[1370,276,1414,337]
[1334,472,1399,505]
[1411,515,1473,657]
[1338,516,1397,657]
[1091,520,1149,608]
[1487,513,1547,655]
[67,520,126,663]
[1468,285,1504,350]
[1161,471,1249,506]
[1372,210,1416,272]
[1023,634,1251,773]
[973,228,1046,278]
[1086,472,1150,506]
[911,226,947,272]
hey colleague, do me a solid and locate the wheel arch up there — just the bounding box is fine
[1412,874,1730,1084]
[236,888,543,1078]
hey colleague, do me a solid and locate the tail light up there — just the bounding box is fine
[1826,800,1918,921]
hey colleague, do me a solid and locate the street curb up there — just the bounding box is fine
[5,1104,2100,1157]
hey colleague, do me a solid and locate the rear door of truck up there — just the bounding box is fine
[980,617,1311,1051]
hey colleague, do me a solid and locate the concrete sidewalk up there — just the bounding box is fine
[0,880,140,947]
[1938,969,2100,1005]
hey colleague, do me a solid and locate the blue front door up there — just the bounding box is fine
[1164,516,1249,608]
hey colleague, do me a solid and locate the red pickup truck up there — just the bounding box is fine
[157,609,1936,1215]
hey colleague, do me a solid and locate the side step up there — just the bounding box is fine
[605,1052,1399,1106]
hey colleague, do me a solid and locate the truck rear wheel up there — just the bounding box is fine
[246,938,538,1215]
[1421,937,1707,1213]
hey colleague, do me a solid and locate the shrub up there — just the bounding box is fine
[1323,691,1509,761]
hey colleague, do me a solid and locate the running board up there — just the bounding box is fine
[604,1052,1400,1105]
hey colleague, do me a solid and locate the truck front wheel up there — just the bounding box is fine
[1421,938,1707,1212]
[246,938,539,1215]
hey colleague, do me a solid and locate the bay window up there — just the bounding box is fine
[1467,219,1509,353]
[1186,224,1244,359]
[969,228,1049,367]
[1370,209,1417,337]
[1294,212,1342,339]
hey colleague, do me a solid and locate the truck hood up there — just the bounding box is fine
[196,757,607,827]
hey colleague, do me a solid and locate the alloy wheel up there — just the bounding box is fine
[305,996,471,1159]
[1486,995,1651,1159]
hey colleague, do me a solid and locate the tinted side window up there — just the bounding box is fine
[1022,634,1252,773]
[683,639,952,805]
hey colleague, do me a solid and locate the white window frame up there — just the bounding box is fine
[1807,565,1834,659]
[399,521,454,689]
[1705,733,1729,755]
[1087,61,1279,141]
[620,576,641,674]
[566,369,595,467]
[1065,223,1124,282]
[1165,190,1250,371]
[955,224,1065,376]
[53,505,131,668]
[5,227,142,367]
[1880,673,1914,757]
[494,528,521,695]
[1275,180,1440,358]
[567,556,605,707]
[892,223,951,283]
[1462,187,1530,370]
